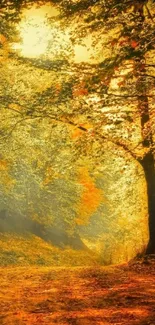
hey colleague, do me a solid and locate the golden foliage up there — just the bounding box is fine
[70,122,93,140]
[72,82,88,97]
[71,128,83,139]
[0,160,15,190]
[8,103,23,112]
[0,34,7,45]
[31,213,53,226]
[0,159,8,170]
[42,165,53,186]
[0,233,98,266]
[0,34,9,61]
[76,167,103,225]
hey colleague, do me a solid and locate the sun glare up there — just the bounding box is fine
[12,4,62,58]
[11,3,101,63]
[14,18,51,57]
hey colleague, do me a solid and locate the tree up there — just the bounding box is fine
[54,0,155,254]
[63,0,155,254]
[0,0,155,255]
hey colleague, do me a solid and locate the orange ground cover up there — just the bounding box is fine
[0,257,154,325]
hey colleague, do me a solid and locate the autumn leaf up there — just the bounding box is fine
[55,83,62,94]
[111,39,117,46]
[73,87,88,97]
[131,40,138,48]
[114,66,119,72]
[117,80,125,87]
[139,64,145,71]
[0,160,8,170]
[71,128,83,139]
[72,82,88,97]
[0,34,7,44]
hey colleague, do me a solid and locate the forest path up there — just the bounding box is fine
[0,258,155,325]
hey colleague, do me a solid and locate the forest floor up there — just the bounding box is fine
[0,256,155,325]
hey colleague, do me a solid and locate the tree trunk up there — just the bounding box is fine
[132,3,155,254]
[141,153,155,254]
[135,67,155,254]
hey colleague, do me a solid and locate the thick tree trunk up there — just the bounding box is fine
[133,4,155,254]
[141,153,155,254]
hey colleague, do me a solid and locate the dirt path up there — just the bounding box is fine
[0,257,155,325]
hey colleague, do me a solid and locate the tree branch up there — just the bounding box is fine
[0,115,43,142]
[39,112,146,161]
